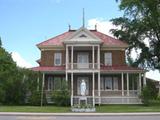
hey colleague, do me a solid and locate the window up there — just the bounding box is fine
[104,77,112,90]
[77,53,89,68]
[47,77,53,91]
[102,76,119,90]
[54,52,62,66]
[104,52,112,66]
[54,77,62,90]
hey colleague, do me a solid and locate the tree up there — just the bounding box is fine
[0,37,2,47]
[111,0,160,70]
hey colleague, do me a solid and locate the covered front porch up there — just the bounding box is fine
[69,72,146,106]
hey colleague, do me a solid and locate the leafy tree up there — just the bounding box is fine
[0,37,2,47]
[0,38,42,105]
[111,0,160,70]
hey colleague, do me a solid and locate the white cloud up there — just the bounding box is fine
[11,52,32,68]
[87,18,119,37]
[87,18,160,81]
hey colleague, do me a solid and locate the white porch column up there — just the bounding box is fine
[143,72,146,86]
[65,72,68,82]
[41,73,45,107]
[71,73,73,106]
[66,45,68,70]
[71,46,74,69]
[92,72,95,107]
[92,45,95,69]
[97,45,100,69]
[121,73,124,96]
[98,72,101,105]
[127,73,129,96]
[139,73,142,94]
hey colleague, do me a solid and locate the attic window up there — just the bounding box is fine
[79,34,87,38]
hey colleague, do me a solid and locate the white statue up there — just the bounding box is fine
[80,80,86,96]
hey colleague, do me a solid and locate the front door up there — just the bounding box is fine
[77,53,89,69]
[77,77,89,96]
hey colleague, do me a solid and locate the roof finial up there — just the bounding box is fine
[82,8,85,28]
[68,24,71,31]
[95,24,97,31]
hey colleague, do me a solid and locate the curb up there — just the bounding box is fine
[0,112,160,116]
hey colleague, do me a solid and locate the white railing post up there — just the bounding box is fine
[66,45,68,70]
[98,72,101,105]
[71,46,73,70]
[127,73,129,96]
[92,72,95,107]
[71,73,73,106]
[92,45,95,69]
[97,45,100,69]
[121,72,124,96]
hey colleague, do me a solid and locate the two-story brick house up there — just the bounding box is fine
[32,26,146,106]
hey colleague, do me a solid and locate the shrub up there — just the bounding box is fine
[140,86,152,106]
[146,80,158,99]
[51,80,70,106]
[51,90,70,106]
[28,91,47,106]
[0,86,5,103]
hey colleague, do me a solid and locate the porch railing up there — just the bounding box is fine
[94,90,139,97]
[41,90,141,104]
[67,63,99,70]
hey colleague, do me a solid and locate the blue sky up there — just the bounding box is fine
[0,0,122,67]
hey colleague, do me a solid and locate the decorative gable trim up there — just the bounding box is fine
[63,27,102,44]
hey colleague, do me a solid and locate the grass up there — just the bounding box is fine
[0,106,70,113]
[0,104,160,113]
[96,104,160,112]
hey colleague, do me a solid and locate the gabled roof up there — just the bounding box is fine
[92,31,128,47]
[63,27,102,44]
[37,28,128,49]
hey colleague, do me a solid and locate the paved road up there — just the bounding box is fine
[0,115,160,120]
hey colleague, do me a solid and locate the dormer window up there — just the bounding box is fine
[54,52,62,66]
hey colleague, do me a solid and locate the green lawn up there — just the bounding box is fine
[0,106,70,113]
[96,104,160,112]
[0,104,160,113]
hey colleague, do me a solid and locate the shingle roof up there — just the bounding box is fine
[32,66,65,72]
[31,65,144,72]
[37,30,128,48]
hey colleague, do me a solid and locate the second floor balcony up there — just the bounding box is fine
[67,63,99,70]
[65,45,100,71]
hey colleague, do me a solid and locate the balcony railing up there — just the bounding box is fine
[67,63,99,70]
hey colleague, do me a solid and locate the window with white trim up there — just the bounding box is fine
[104,77,112,90]
[104,52,112,66]
[54,52,62,66]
